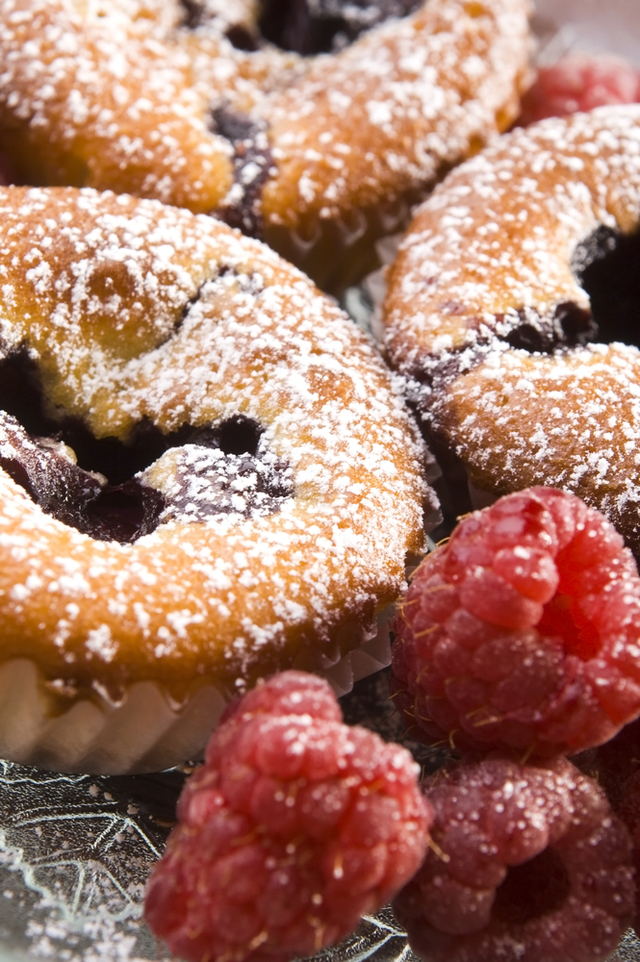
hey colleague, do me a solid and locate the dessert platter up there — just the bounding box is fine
[0,0,639,961]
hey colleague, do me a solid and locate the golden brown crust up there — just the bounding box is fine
[259,0,533,235]
[0,0,532,254]
[383,105,640,553]
[0,0,236,212]
[0,185,433,705]
[435,345,640,552]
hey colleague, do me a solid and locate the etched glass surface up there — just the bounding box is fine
[0,737,425,962]
[0,670,430,962]
[0,668,636,962]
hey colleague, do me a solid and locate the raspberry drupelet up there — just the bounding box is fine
[144,670,432,962]
[393,754,635,962]
[391,487,640,757]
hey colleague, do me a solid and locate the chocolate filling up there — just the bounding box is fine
[0,354,292,544]
[211,108,275,238]
[258,0,421,55]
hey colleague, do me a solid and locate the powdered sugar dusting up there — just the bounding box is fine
[439,343,640,553]
[142,441,293,523]
[259,0,533,231]
[383,104,640,553]
[0,0,532,237]
[0,0,240,213]
[0,185,433,704]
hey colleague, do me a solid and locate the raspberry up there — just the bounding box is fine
[519,53,640,125]
[390,487,640,756]
[393,755,635,962]
[144,670,431,962]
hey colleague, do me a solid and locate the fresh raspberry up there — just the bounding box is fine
[144,670,431,962]
[519,53,640,125]
[393,755,635,962]
[390,487,640,756]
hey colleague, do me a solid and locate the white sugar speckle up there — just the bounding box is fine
[384,105,640,553]
[0,186,435,705]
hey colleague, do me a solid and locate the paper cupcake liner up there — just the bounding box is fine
[0,660,228,775]
[263,193,416,296]
[0,608,410,775]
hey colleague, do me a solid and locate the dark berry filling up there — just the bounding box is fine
[178,0,258,48]
[572,224,640,350]
[210,108,274,237]
[201,4,423,232]
[179,0,207,29]
[0,351,169,483]
[501,302,596,353]
[258,0,421,55]
[154,423,294,526]
[0,354,292,543]
[181,0,421,54]
[501,224,640,355]
[421,223,640,369]
[0,413,165,543]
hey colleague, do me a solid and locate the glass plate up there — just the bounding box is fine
[0,670,638,962]
[0,672,432,962]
